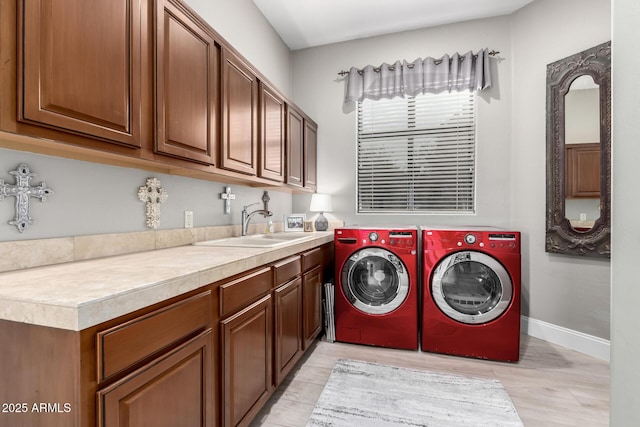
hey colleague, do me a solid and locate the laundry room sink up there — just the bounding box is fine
[194,232,314,248]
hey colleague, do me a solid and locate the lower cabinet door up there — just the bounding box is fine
[97,329,214,427]
[274,277,303,385]
[221,294,273,427]
[302,266,323,349]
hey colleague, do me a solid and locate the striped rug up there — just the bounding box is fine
[307,359,523,427]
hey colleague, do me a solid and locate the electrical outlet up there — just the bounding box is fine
[184,211,194,228]
[580,213,587,221]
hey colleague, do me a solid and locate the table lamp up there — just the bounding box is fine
[309,193,332,231]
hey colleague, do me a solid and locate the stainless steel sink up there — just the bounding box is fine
[194,232,313,248]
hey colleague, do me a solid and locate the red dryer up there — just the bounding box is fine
[334,226,419,350]
[421,227,521,362]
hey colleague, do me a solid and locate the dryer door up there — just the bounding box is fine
[431,251,512,324]
[341,248,409,315]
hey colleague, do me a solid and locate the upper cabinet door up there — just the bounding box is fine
[155,0,218,165]
[259,83,285,182]
[286,106,304,187]
[221,49,258,175]
[304,119,318,190]
[20,0,143,147]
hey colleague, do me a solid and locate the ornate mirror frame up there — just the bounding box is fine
[546,41,611,258]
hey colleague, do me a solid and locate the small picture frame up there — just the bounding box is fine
[304,221,314,232]
[284,213,306,232]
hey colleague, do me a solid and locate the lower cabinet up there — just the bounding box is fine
[302,265,323,350]
[221,294,273,427]
[97,329,214,427]
[274,277,303,385]
[0,243,332,427]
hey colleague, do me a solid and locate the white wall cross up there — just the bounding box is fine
[137,177,168,229]
[220,186,236,214]
[0,163,54,233]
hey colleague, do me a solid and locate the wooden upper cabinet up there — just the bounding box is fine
[19,0,144,148]
[5,0,319,190]
[221,49,258,175]
[259,83,285,182]
[286,106,304,187]
[304,119,318,190]
[287,105,317,191]
[566,143,601,198]
[155,0,218,164]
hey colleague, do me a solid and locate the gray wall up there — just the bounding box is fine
[292,0,611,340]
[291,16,513,229]
[509,0,611,340]
[0,0,294,242]
[185,0,293,97]
[611,0,640,424]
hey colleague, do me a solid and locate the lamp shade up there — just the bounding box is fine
[309,193,333,213]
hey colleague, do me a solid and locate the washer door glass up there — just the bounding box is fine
[431,251,512,324]
[341,248,409,315]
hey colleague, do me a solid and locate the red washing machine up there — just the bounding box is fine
[421,227,521,362]
[334,226,419,350]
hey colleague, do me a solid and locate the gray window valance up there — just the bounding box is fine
[344,48,493,103]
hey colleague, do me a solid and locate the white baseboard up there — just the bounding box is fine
[521,316,610,362]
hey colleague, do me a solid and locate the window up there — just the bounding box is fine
[357,91,476,213]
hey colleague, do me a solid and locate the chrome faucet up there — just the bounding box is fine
[241,191,272,236]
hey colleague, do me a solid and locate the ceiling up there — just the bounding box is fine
[252,0,535,50]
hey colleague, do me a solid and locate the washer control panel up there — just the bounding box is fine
[335,228,417,251]
[423,229,520,253]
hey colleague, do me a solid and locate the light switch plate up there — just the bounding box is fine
[184,211,194,228]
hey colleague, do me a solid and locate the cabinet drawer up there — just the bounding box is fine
[273,255,301,287]
[220,267,272,317]
[302,247,322,272]
[97,290,212,383]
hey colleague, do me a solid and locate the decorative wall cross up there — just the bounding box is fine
[0,163,54,233]
[137,177,168,229]
[220,186,236,214]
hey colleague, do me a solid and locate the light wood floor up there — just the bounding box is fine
[251,335,609,426]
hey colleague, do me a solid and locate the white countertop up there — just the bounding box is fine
[0,232,333,331]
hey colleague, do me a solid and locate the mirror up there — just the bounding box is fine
[546,41,611,258]
[564,75,600,232]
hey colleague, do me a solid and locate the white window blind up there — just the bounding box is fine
[357,91,476,213]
